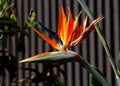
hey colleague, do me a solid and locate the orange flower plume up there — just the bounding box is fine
[20,7,103,63]
[31,7,103,51]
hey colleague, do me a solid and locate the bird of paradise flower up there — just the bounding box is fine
[20,7,103,63]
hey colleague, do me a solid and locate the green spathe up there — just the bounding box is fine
[19,50,80,63]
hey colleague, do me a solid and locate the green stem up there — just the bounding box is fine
[76,56,109,86]
[77,0,120,85]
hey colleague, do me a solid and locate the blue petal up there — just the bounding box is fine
[38,22,63,46]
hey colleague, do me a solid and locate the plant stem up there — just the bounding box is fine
[77,0,120,85]
[76,55,109,86]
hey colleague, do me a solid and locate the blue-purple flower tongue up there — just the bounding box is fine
[38,22,63,46]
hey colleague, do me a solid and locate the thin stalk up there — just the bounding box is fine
[77,0,120,85]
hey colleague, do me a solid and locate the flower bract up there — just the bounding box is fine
[20,7,103,63]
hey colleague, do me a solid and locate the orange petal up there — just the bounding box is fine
[65,7,74,46]
[73,11,82,27]
[79,16,88,32]
[71,16,88,42]
[70,23,80,42]
[58,7,67,44]
[31,27,60,50]
[66,10,82,48]
[71,16,103,46]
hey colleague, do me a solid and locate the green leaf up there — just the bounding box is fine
[19,50,79,63]
[90,74,103,86]
[4,0,14,13]
[89,68,105,86]
[0,0,6,11]
[0,16,18,28]
[117,52,120,77]
[117,52,120,70]
[10,14,16,21]
[28,9,36,22]
[77,0,117,73]
[26,21,37,27]
[77,0,120,85]
[0,33,4,40]
[85,62,109,86]
[0,0,14,17]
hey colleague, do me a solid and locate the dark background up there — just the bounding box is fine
[3,0,120,86]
